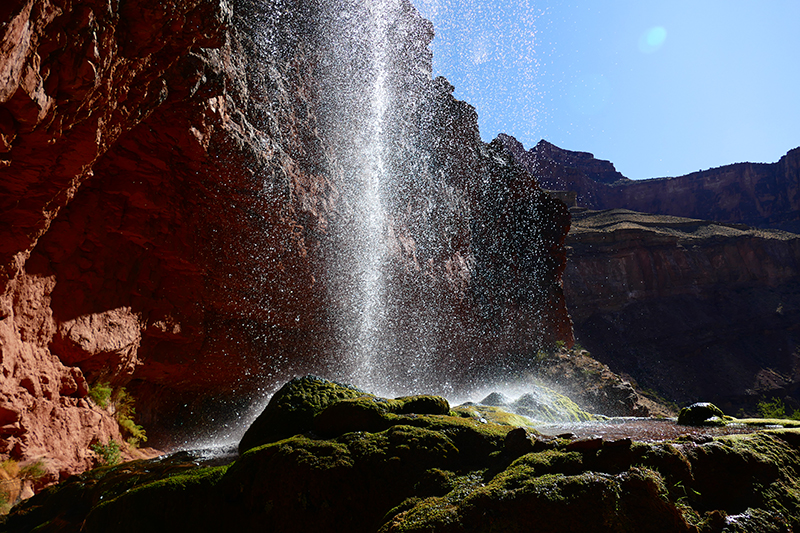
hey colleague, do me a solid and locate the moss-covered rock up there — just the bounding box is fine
[1,457,228,533]
[239,376,453,453]
[238,376,368,453]
[6,378,800,533]
[677,402,726,426]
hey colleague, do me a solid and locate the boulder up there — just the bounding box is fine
[678,402,726,426]
[239,376,452,453]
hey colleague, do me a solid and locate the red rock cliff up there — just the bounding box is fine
[564,209,800,412]
[0,0,572,479]
[502,135,800,233]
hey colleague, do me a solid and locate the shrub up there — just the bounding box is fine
[88,382,113,408]
[0,459,19,478]
[89,384,148,447]
[112,388,147,447]
[756,397,800,420]
[20,460,46,481]
[91,440,121,466]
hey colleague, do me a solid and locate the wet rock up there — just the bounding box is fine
[479,392,510,406]
[394,395,450,415]
[7,378,800,533]
[509,389,599,423]
[566,436,604,452]
[678,402,726,426]
[605,437,632,449]
[238,376,366,453]
[504,426,535,456]
[239,376,455,453]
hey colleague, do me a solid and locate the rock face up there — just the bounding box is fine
[502,135,800,232]
[6,377,800,533]
[0,0,571,477]
[563,209,800,412]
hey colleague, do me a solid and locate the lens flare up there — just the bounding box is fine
[638,26,667,54]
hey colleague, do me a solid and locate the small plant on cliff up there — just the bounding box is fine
[19,460,46,481]
[0,459,19,478]
[88,382,113,408]
[90,440,121,467]
[0,489,10,515]
[0,459,17,515]
[112,388,147,447]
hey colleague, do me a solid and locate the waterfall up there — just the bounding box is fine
[317,0,403,394]
[349,0,393,388]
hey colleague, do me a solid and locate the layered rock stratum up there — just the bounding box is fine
[0,0,572,481]
[502,135,800,232]
[564,209,800,412]
[501,134,800,411]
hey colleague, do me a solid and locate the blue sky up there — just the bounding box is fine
[413,0,800,180]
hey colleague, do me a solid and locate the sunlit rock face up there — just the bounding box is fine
[0,0,571,472]
[502,135,800,233]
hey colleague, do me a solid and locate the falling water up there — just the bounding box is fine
[316,0,405,394]
[349,0,392,387]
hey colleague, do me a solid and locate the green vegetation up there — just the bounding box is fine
[91,440,122,466]
[19,460,46,481]
[757,397,800,420]
[88,382,147,447]
[113,388,147,447]
[88,381,113,408]
[1,459,19,478]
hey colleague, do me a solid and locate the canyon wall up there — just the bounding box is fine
[502,135,800,233]
[563,209,800,412]
[0,0,571,478]
[502,134,800,411]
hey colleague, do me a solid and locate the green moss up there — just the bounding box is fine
[238,376,373,452]
[451,405,535,427]
[502,449,585,480]
[509,386,601,423]
[731,417,800,428]
[82,466,228,532]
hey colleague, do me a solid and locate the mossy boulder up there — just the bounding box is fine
[238,376,367,453]
[677,402,726,426]
[239,376,454,453]
[509,388,600,423]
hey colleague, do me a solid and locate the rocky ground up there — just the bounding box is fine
[3,376,800,532]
